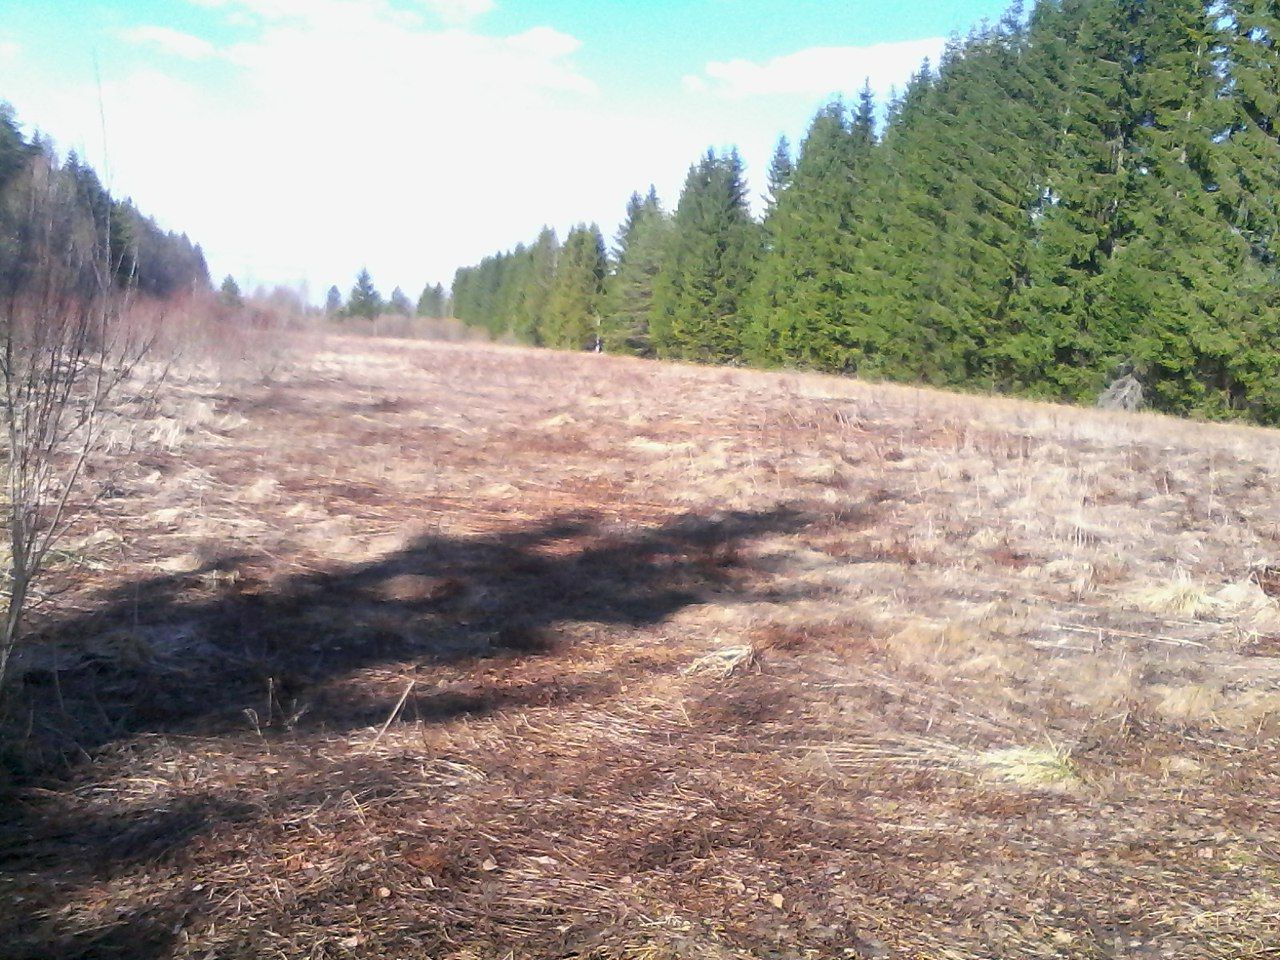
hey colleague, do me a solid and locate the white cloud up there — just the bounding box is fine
[4,0,614,295]
[3,0,950,299]
[0,39,21,62]
[419,0,494,26]
[688,37,945,102]
[680,74,709,95]
[505,25,580,61]
[116,26,219,61]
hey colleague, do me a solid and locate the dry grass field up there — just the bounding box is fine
[2,335,1280,959]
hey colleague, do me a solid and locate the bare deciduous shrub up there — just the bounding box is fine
[0,150,153,688]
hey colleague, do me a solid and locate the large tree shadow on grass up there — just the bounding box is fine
[0,506,810,959]
[9,506,807,755]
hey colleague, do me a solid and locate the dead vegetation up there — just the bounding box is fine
[2,336,1279,959]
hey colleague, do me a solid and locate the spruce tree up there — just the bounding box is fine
[325,285,342,315]
[747,100,877,370]
[652,148,761,361]
[389,286,413,316]
[451,268,473,323]
[220,275,243,309]
[615,192,647,259]
[416,282,446,317]
[603,188,670,355]
[544,224,607,350]
[348,268,383,319]
[511,227,559,344]
[764,135,795,216]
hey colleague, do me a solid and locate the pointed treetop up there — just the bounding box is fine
[325,285,342,314]
[220,274,243,308]
[389,286,413,316]
[854,80,877,143]
[766,135,795,212]
[348,267,383,319]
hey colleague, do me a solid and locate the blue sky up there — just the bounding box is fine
[0,0,1009,298]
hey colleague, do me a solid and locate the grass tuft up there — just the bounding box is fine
[979,745,1080,788]
[1130,572,1225,618]
[684,644,756,679]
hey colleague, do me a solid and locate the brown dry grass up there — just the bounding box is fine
[2,335,1280,959]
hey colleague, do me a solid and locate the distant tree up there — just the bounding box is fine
[389,285,413,316]
[0,103,32,193]
[852,79,876,145]
[544,223,607,350]
[494,243,529,336]
[220,274,243,308]
[347,268,382,319]
[613,191,647,262]
[451,266,474,323]
[651,148,762,362]
[324,285,343,315]
[764,135,794,215]
[450,253,515,336]
[122,213,209,298]
[416,282,446,317]
[510,227,559,344]
[603,187,670,355]
[746,99,878,369]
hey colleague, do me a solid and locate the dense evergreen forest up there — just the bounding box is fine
[451,0,1280,424]
[0,103,210,301]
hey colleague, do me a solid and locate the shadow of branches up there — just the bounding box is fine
[8,507,804,757]
[0,506,810,959]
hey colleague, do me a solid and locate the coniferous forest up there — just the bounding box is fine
[0,105,210,301]
[451,0,1280,424]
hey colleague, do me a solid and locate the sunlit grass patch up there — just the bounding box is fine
[1129,572,1225,618]
[978,745,1080,788]
[684,644,756,679]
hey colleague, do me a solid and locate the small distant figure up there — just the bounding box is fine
[1097,365,1145,412]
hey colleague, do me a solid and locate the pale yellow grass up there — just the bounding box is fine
[11,334,1280,959]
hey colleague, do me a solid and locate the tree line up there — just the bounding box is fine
[1,103,210,302]
[315,269,450,321]
[449,0,1280,424]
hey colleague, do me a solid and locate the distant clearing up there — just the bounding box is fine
[2,336,1279,959]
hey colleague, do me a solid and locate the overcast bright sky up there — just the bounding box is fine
[0,0,1009,299]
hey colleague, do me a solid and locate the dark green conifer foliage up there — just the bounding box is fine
[442,1,1280,424]
[450,268,471,322]
[544,224,607,350]
[416,282,447,317]
[325,285,343,315]
[764,136,794,216]
[529,228,562,343]
[603,188,670,355]
[0,106,166,297]
[747,100,877,369]
[862,27,1060,386]
[0,104,31,192]
[220,275,243,309]
[452,254,510,334]
[347,268,383,319]
[615,191,648,259]
[389,286,413,316]
[652,149,761,362]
